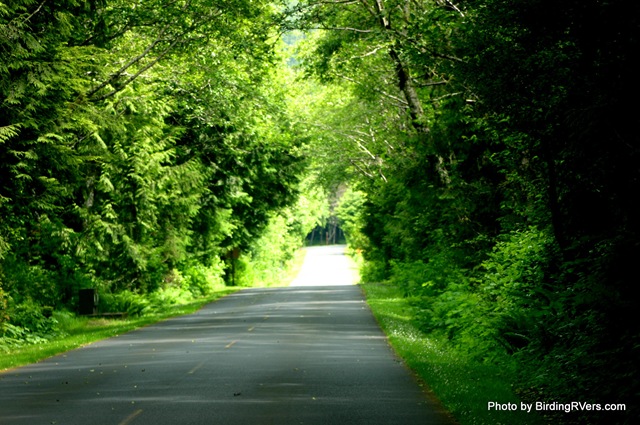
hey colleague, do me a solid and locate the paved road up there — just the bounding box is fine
[0,245,453,425]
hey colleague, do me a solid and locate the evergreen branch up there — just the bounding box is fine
[391,31,465,63]
[357,0,381,23]
[80,22,133,47]
[0,124,22,144]
[286,0,360,16]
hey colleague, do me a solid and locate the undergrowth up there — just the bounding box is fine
[361,281,545,425]
[0,288,239,371]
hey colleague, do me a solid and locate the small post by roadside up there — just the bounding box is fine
[229,247,240,286]
[78,288,98,315]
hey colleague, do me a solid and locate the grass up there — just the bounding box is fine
[360,281,546,425]
[0,287,240,372]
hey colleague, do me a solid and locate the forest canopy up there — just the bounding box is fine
[2,0,638,423]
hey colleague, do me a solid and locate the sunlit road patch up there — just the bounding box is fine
[290,245,359,287]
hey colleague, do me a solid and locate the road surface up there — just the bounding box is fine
[0,245,454,424]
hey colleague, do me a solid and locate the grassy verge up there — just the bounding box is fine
[281,247,308,286]
[0,287,240,372]
[360,281,545,425]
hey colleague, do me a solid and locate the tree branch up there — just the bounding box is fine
[336,73,408,107]
[349,44,387,59]
[94,37,183,101]
[308,26,373,33]
[85,23,171,99]
[26,0,47,22]
[86,5,222,101]
[437,0,465,17]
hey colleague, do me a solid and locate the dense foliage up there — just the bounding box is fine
[2,0,637,422]
[290,0,638,423]
[0,0,320,349]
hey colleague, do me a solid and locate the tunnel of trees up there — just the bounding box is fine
[1,0,638,423]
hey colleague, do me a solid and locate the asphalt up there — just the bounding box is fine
[0,245,454,425]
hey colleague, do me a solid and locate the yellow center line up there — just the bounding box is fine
[119,409,143,425]
[188,361,206,375]
[186,323,259,375]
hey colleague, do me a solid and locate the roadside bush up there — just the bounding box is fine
[388,260,429,297]
[0,323,50,351]
[0,283,7,328]
[7,300,58,336]
[336,188,367,250]
[359,259,388,284]
[240,211,307,287]
[50,310,80,334]
[478,227,558,354]
[98,291,150,317]
[182,260,225,296]
[389,248,466,297]
[382,228,558,363]
[148,287,193,309]
[229,255,252,287]
[0,300,59,351]
[1,257,59,307]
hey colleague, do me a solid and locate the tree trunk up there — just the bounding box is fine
[369,0,450,184]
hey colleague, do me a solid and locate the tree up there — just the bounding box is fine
[455,0,640,416]
[290,0,639,420]
[1,0,306,310]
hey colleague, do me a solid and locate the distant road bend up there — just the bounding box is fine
[0,245,454,425]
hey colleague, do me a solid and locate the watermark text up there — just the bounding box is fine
[487,401,626,414]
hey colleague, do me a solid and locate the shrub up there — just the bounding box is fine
[478,227,558,354]
[0,283,7,328]
[359,258,388,284]
[336,188,367,250]
[182,259,226,296]
[98,291,150,317]
[0,300,59,351]
[148,287,192,309]
[8,300,58,335]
